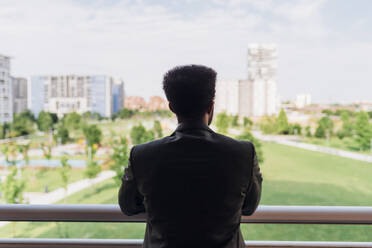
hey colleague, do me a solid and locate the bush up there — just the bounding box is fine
[54,125,70,144]
[259,115,277,134]
[37,111,54,132]
[153,120,163,138]
[130,124,155,145]
[292,123,302,135]
[109,137,129,185]
[305,126,312,137]
[215,112,230,134]
[83,125,102,147]
[236,129,264,163]
[276,109,290,134]
[243,117,253,128]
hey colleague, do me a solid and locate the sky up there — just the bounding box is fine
[0,0,372,103]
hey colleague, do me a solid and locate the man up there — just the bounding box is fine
[118,65,262,248]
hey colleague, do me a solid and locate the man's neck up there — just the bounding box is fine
[177,116,209,126]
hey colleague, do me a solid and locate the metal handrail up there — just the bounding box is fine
[0,239,372,248]
[1,204,372,224]
[1,204,372,247]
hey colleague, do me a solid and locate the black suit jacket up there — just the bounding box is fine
[118,122,262,248]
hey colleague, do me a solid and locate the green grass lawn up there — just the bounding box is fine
[1,142,372,240]
[302,136,371,155]
[22,168,86,193]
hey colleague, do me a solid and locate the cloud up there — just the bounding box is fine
[0,0,371,102]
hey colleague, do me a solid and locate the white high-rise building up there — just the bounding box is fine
[0,55,13,124]
[295,94,312,108]
[215,44,278,117]
[12,77,28,114]
[215,80,240,115]
[246,43,277,116]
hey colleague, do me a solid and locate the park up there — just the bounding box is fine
[0,108,372,241]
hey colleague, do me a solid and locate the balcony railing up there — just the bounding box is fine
[0,204,372,247]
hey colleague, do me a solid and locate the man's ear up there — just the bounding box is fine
[168,102,175,113]
[208,101,214,114]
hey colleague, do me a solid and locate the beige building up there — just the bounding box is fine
[124,96,147,110]
[147,96,168,111]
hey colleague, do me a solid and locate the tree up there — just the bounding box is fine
[0,123,10,139]
[305,126,312,137]
[292,123,302,135]
[18,143,31,168]
[215,112,230,134]
[236,129,264,163]
[83,125,102,147]
[92,112,103,121]
[63,112,83,131]
[1,143,19,167]
[130,124,155,145]
[315,125,326,138]
[82,111,93,120]
[153,120,163,138]
[339,112,354,138]
[109,137,129,185]
[0,125,4,139]
[259,115,277,134]
[322,109,334,116]
[54,125,70,144]
[315,116,334,138]
[231,115,239,127]
[37,111,54,132]
[59,156,72,197]
[354,111,372,151]
[82,125,102,184]
[243,117,253,128]
[84,145,101,184]
[9,113,35,137]
[117,108,136,119]
[18,110,36,122]
[2,166,25,204]
[276,109,290,134]
[40,141,53,170]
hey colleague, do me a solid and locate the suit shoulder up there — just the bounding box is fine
[213,132,254,149]
[131,136,172,155]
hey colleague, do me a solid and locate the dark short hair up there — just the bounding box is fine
[163,65,216,119]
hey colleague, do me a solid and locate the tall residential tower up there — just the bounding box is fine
[12,77,28,114]
[0,55,13,123]
[215,44,278,117]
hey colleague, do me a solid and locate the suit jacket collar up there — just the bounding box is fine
[174,121,214,133]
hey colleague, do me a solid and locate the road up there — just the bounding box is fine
[252,130,372,163]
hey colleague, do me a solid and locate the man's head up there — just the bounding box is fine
[163,65,217,124]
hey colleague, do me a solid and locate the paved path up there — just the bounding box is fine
[252,130,372,163]
[0,170,115,228]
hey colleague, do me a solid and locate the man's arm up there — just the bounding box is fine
[242,145,263,216]
[118,148,145,216]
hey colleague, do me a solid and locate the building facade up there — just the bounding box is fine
[124,96,147,110]
[295,94,312,108]
[246,43,278,116]
[215,44,278,117]
[12,77,28,114]
[147,96,168,111]
[0,55,12,124]
[29,75,124,118]
[112,79,125,114]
